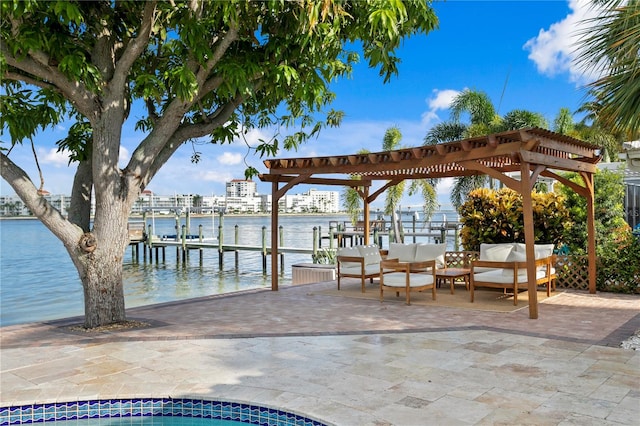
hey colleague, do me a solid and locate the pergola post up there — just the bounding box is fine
[271,181,279,291]
[583,172,597,293]
[363,186,370,245]
[521,163,539,319]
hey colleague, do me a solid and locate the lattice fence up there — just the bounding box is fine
[445,251,478,268]
[554,254,590,290]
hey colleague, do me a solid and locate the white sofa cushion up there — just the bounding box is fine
[480,244,514,261]
[534,244,554,259]
[512,243,554,259]
[415,243,446,268]
[502,250,527,276]
[388,243,417,262]
[357,244,382,266]
[512,243,527,253]
[382,272,434,287]
[475,243,515,273]
[474,268,547,284]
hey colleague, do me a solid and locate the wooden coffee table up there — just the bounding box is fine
[436,268,471,294]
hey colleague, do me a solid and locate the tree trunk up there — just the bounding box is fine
[77,191,131,328]
[81,250,127,328]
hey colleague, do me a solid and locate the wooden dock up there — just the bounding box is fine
[128,223,319,272]
[127,215,462,273]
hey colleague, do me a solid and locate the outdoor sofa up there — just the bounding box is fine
[470,243,556,305]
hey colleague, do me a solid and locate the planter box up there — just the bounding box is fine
[292,263,336,285]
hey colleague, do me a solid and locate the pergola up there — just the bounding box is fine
[259,128,602,319]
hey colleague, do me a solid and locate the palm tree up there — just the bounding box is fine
[553,106,621,162]
[553,107,575,136]
[499,109,548,131]
[574,0,640,137]
[342,173,365,226]
[436,90,498,209]
[381,126,404,217]
[427,89,552,209]
[450,89,497,127]
[342,127,439,242]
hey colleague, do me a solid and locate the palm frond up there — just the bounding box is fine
[574,0,640,136]
[450,89,496,126]
[451,175,488,210]
[382,126,402,151]
[384,182,405,216]
[342,176,363,225]
[423,122,466,145]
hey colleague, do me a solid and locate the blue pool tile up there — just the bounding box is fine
[0,398,329,426]
[42,405,55,422]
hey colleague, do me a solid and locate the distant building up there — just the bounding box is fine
[226,179,257,198]
[134,192,225,214]
[284,189,339,213]
[0,193,74,216]
[0,181,340,216]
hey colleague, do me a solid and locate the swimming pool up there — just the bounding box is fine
[0,398,330,426]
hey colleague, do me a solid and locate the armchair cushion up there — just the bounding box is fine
[415,243,446,268]
[337,246,362,268]
[340,263,381,277]
[388,243,417,262]
[357,244,383,265]
[382,272,434,287]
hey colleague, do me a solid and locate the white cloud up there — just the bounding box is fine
[217,151,243,165]
[232,126,274,148]
[421,88,461,127]
[197,170,235,184]
[524,0,601,84]
[41,147,73,167]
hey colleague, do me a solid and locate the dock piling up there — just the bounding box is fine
[261,226,267,273]
[234,225,239,268]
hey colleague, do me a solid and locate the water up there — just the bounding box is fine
[52,419,242,426]
[0,212,457,326]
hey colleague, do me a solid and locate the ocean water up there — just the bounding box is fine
[0,212,457,326]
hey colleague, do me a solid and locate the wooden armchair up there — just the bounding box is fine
[336,245,382,293]
[379,258,437,305]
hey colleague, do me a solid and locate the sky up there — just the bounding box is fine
[1,0,602,210]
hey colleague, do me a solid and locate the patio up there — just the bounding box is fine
[1,279,639,425]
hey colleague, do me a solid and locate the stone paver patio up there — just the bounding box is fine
[1,280,639,425]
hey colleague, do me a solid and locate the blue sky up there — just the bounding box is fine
[1,0,600,210]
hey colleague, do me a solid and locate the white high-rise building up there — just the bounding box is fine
[226,179,257,197]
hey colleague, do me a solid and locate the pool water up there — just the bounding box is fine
[52,419,241,426]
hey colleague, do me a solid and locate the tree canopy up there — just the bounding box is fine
[0,0,439,328]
